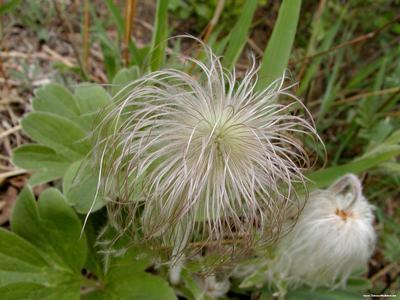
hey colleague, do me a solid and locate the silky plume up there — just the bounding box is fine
[268,174,376,288]
[91,41,320,259]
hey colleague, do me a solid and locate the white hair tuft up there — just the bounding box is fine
[268,174,376,288]
[91,38,321,259]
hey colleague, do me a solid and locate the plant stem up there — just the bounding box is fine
[124,0,136,66]
[201,0,224,44]
[82,0,90,73]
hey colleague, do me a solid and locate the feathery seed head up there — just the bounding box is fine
[92,42,320,259]
[269,174,376,288]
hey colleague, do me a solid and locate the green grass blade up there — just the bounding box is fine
[104,0,124,40]
[256,0,301,90]
[150,0,169,71]
[317,38,346,121]
[223,0,258,70]
[97,33,122,80]
[307,149,400,189]
[207,26,226,55]
[298,18,342,95]
[367,54,388,110]
[345,59,381,91]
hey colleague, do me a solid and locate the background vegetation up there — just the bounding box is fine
[0,0,399,299]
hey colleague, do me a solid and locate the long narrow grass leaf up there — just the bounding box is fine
[256,0,301,90]
[298,17,342,94]
[317,38,346,120]
[104,0,124,40]
[307,149,400,189]
[223,0,258,69]
[150,0,169,71]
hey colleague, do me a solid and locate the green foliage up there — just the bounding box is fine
[6,0,57,42]
[0,187,175,299]
[256,0,302,90]
[376,208,400,263]
[12,83,112,211]
[297,8,343,95]
[12,144,72,186]
[111,66,140,96]
[103,0,124,39]
[97,32,122,80]
[223,0,258,70]
[11,66,143,214]
[150,0,170,71]
[62,160,104,214]
[0,0,21,15]
[90,1,125,80]
[32,83,80,118]
[89,0,167,77]
[11,188,87,272]
[22,112,90,159]
[0,187,86,299]
[14,84,95,161]
[168,0,267,33]
[6,1,400,298]
[83,248,176,300]
[307,148,400,189]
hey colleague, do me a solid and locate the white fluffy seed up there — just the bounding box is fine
[268,174,376,288]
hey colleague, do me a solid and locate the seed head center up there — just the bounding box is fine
[335,208,353,221]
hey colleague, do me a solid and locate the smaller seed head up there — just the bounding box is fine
[268,174,376,288]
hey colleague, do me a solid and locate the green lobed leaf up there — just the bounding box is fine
[15,82,113,186]
[0,228,82,300]
[80,213,107,280]
[22,112,91,161]
[111,66,140,96]
[10,187,87,272]
[12,144,71,186]
[74,84,112,130]
[0,187,88,300]
[33,83,80,119]
[83,248,176,300]
[74,84,111,116]
[27,172,65,187]
[63,160,105,214]
[12,144,72,169]
[256,0,302,90]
